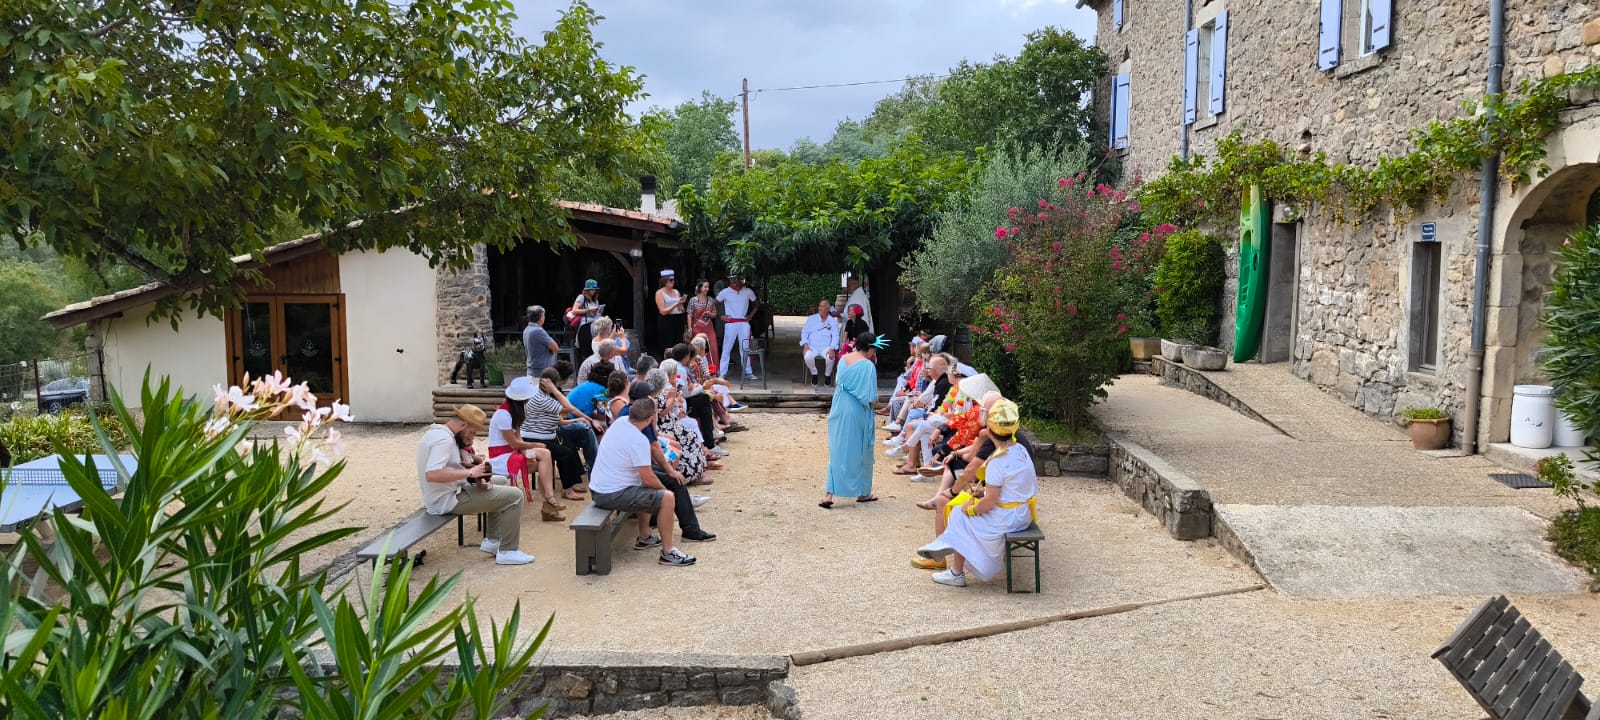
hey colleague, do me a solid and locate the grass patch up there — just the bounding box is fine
[1548,507,1600,582]
[1022,416,1105,447]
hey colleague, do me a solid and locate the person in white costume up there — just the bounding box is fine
[915,399,1037,587]
[715,274,759,379]
[800,299,840,385]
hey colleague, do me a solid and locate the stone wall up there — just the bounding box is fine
[496,652,791,718]
[1018,430,1111,477]
[1089,0,1600,447]
[1105,431,1215,540]
[434,244,494,385]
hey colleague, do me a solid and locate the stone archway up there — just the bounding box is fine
[1483,140,1600,443]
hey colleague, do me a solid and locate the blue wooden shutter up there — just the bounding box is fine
[1369,0,1393,51]
[1210,11,1228,115]
[1183,29,1199,125]
[1318,0,1341,70]
[1114,0,1124,30]
[1113,73,1131,149]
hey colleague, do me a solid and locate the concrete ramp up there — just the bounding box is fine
[1216,504,1590,598]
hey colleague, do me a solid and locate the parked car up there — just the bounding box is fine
[38,377,90,414]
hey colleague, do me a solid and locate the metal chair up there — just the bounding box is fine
[739,338,768,390]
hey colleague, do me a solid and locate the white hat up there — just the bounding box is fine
[959,373,1000,402]
[505,375,536,401]
[660,269,675,278]
[954,362,978,378]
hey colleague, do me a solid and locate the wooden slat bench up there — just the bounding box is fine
[1433,595,1595,720]
[356,508,483,566]
[570,503,635,576]
[1003,523,1044,594]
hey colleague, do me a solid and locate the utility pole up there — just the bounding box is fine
[741,78,752,170]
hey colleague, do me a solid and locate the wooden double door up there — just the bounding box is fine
[226,295,349,405]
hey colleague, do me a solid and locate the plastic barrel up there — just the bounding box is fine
[1555,409,1588,448]
[1510,385,1556,449]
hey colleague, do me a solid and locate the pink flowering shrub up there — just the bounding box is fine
[972,172,1160,428]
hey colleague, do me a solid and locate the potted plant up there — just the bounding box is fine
[488,341,525,387]
[1161,319,1210,364]
[1182,346,1229,371]
[1401,406,1452,450]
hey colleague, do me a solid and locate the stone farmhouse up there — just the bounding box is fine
[1084,0,1600,449]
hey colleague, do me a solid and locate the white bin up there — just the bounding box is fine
[1555,409,1588,448]
[1510,385,1555,449]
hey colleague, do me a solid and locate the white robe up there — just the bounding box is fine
[939,444,1038,582]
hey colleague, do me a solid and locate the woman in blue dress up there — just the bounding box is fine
[820,332,884,508]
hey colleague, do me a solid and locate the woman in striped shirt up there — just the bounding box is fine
[522,367,592,500]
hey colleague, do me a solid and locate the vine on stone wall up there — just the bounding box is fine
[1138,66,1600,229]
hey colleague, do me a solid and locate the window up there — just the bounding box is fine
[1109,68,1131,150]
[1320,0,1390,71]
[1184,11,1228,125]
[1113,0,1124,31]
[1409,240,1442,372]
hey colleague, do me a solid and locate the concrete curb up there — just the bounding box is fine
[1104,430,1214,540]
[1150,357,1290,437]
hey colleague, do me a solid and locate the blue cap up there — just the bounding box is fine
[583,279,599,290]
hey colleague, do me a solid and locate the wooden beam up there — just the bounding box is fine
[576,231,641,255]
[566,207,678,234]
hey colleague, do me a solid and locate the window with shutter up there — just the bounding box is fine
[1112,73,1131,150]
[1114,0,1124,30]
[1183,30,1199,126]
[1210,11,1228,115]
[1363,0,1392,54]
[1318,0,1341,71]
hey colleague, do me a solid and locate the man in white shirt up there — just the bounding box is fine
[800,299,840,386]
[588,397,699,567]
[715,274,759,380]
[416,405,533,565]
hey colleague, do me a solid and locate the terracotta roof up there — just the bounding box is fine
[44,201,683,329]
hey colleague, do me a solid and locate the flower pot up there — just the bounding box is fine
[1182,345,1229,371]
[487,366,505,387]
[1129,337,1160,361]
[1160,339,1195,362]
[1408,418,1451,450]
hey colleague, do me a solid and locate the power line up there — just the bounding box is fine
[750,73,951,95]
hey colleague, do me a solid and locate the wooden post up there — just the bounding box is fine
[30,359,42,412]
[741,78,751,170]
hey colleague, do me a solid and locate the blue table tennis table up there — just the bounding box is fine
[1,454,137,532]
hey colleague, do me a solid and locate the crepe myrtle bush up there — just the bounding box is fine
[971,174,1165,428]
[0,372,547,719]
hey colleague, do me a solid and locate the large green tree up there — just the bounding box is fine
[660,91,740,194]
[2,0,646,318]
[0,260,64,364]
[553,111,674,209]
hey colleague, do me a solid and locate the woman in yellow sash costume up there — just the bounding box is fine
[915,399,1037,587]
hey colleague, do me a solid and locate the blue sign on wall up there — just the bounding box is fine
[1420,222,1438,243]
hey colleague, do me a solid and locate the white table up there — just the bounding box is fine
[1,453,137,532]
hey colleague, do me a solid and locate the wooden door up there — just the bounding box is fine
[226,295,349,406]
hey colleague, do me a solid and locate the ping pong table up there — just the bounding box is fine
[0,453,137,533]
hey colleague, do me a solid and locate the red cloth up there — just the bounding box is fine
[947,408,982,451]
[488,403,528,484]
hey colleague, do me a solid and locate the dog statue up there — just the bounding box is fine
[450,335,489,388]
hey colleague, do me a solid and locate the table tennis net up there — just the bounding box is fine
[2,466,120,489]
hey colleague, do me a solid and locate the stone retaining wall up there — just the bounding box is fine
[1151,358,1285,435]
[502,652,794,718]
[1018,430,1111,477]
[1105,431,1214,541]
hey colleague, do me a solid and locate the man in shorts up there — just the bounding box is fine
[587,396,698,567]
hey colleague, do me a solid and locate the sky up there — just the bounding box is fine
[511,0,1099,151]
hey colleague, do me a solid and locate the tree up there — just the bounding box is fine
[0,260,65,364]
[678,138,971,276]
[2,0,647,319]
[554,111,674,209]
[660,91,740,194]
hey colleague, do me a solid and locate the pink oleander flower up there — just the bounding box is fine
[1138,232,1150,244]
[1055,299,1062,310]
[1067,303,1078,316]
[213,384,257,412]
[1154,223,1178,235]
[1113,190,1127,202]
[1000,323,1012,332]
[1064,177,1077,188]
[1052,241,1061,252]
[329,400,354,423]
[995,227,1008,239]
[1038,199,1049,209]
[1057,177,1069,187]
[1044,260,1053,270]
[1096,183,1114,196]
[1117,324,1128,335]
[1128,201,1142,212]
[1004,343,1016,352]
[1110,246,1124,260]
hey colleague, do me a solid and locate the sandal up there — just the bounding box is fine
[893,469,919,476]
[856,495,879,503]
[818,499,834,509]
[562,490,586,501]
[915,499,939,510]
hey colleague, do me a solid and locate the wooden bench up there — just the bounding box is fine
[570,503,635,575]
[1433,595,1597,720]
[356,508,483,567]
[1003,523,1044,594]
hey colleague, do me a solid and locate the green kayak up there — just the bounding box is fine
[1233,184,1271,362]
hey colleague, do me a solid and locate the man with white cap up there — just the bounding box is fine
[715,274,758,381]
[917,398,1037,587]
[416,405,534,565]
[800,298,839,386]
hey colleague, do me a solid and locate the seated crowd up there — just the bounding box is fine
[416,308,752,570]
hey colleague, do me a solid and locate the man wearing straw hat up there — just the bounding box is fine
[416,405,534,565]
[915,399,1037,587]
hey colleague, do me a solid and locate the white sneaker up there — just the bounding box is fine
[479,539,500,555]
[932,569,967,587]
[885,422,902,432]
[495,550,536,565]
[917,540,954,560]
[882,436,902,446]
[709,447,730,458]
[886,446,906,459]
[691,495,710,508]
[714,430,727,440]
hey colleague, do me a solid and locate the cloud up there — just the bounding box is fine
[511,1,1098,149]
